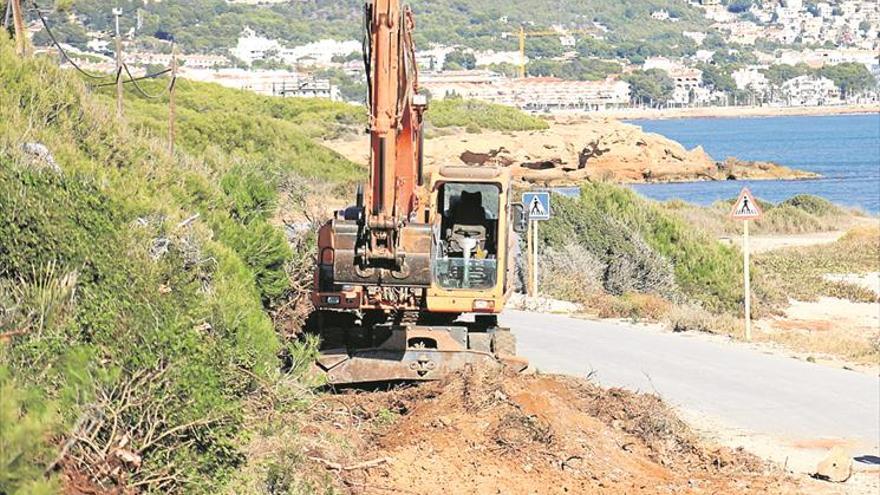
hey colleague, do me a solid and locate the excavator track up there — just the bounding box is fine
[311,311,526,385]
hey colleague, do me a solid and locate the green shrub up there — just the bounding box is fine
[0,368,59,495]
[539,243,604,302]
[541,194,679,299]
[90,77,365,185]
[428,98,549,131]
[221,165,279,224]
[665,304,739,335]
[542,184,746,312]
[756,226,880,304]
[778,194,843,217]
[760,204,823,233]
[217,219,293,305]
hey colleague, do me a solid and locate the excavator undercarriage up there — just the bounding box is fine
[312,311,525,385]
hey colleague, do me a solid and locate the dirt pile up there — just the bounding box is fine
[301,370,798,494]
[325,118,817,187]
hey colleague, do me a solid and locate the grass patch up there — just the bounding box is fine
[428,98,549,132]
[90,77,365,185]
[754,327,879,365]
[661,194,860,236]
[665,304,740,336]
[756,226,880,304]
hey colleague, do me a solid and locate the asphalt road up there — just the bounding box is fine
[500,310,880,454]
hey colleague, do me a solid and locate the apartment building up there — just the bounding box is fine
[420,71,630,112]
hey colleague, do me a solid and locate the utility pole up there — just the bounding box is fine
[3,0,12,30]
[11,0,27,57]
[168,42,177,155]
[113,7,124,119]
[518,26,526,79]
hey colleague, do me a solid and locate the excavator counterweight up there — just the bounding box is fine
[310,1,528,385]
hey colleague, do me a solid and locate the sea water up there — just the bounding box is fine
[623,114,880,213]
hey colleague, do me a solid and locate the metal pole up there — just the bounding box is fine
[532,219,539,298]
[526,219,533,296]
[743,219,752,341]
[11,0,26,57]
[113,8,124,119]
[168,43,177,155]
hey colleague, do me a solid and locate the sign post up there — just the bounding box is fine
[730,187,763,341]
[522,192,551,298]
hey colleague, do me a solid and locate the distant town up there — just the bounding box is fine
[25,0,880,113]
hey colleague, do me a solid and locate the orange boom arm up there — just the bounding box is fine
[363,0,427,267]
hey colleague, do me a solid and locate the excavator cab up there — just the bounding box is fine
[423,166,517,316]
[434,183,500,290]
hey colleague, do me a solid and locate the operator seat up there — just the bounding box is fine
[446,190,490,256]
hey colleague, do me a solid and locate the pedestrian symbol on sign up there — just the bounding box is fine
[738,196,754,215]
[730,187,763,221]
[530,196,545,216]
[522,192,550,221]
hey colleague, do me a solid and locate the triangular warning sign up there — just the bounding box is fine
[529,196,546,216]
[730,187,763,220]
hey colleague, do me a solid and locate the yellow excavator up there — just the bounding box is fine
[310,0,528,385]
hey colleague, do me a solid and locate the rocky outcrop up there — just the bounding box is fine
[324,117,818,187]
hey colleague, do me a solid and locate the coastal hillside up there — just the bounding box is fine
[46,0,709,58]
[0,37,347,493]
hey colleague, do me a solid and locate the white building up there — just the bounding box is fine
[642,58,703,105]
[473,50,522,67]
[230,28,283,65]
[230,28,359,68]
[780,75,841,105]
[86,39,110,53]
[651,10,671,21]
[276,39,360,67]
[669,68,703,105]
[128,51,230,69]
[179,68,339,101]
[642,56,682,73]
[733,67,769,94]
[683,31,707,45]
[421,71,630,112]
[273,79,340,100]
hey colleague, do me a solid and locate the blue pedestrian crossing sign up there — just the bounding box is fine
[523,192,551,221]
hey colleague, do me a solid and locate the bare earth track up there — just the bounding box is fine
[303,370,807,494]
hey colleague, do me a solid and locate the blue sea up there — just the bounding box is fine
[623,114,880,213]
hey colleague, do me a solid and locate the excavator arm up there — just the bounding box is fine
[359,0,428,277]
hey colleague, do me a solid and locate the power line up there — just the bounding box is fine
[30,0,112,79]
[94,66,172,88]
[122,62,163,99]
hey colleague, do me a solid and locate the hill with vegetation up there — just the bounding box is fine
[0,37,360,494]
[44,0,711,64]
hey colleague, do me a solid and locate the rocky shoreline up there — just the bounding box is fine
[325,117,818,187]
